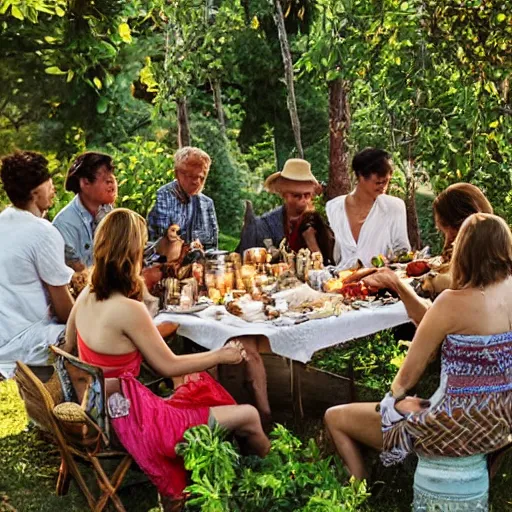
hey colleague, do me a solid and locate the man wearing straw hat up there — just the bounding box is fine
[238,158,334,264]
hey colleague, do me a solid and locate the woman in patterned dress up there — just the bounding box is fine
[325,213,512,480]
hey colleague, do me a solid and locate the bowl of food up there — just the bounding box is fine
[243,247,268,265]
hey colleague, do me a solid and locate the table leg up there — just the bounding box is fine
[290,360,304,421]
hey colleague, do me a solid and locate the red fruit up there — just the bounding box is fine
[406,260,431,277]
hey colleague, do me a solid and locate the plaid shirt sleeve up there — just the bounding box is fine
[207,200,219,250]
[147,187,171,241]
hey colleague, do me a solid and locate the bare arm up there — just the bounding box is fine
[302,226,321,254]
[47,284,74,323]
[392,276,430,325]
[62,300,78,354]
[123,300,242,377]
[391,291,454,397]
[363,269,430,325]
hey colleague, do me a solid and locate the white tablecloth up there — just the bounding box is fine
[154,301,410,363]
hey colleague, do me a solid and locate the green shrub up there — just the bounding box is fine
[415,190,443,255]
[105,138,175,217]
[177,423,369,512]
[239,125,281,218]
[218,233,239,252]
[193,118,246,237]
[311,330,408,397]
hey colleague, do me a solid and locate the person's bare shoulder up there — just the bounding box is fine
[109,294,144,312]
[433,287,473,309]
[428,288,460,321]
[110,295,150,327]
[432,287,483,331]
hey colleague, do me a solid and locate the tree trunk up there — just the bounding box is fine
[177,96,191,148]
[326,78,351,200]
[211,79,226,136]
[404,159,422,250]
[273,0,304,159]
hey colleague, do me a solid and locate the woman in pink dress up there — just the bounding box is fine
[63,208,270,504]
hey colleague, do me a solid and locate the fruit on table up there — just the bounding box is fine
[339,282,369,299]
[406,260,431,277]
[397,251,415,263]
[371,255,386,268]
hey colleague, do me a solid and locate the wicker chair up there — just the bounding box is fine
[15,349,132,512]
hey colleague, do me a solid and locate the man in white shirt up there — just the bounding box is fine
[326,148,410,270]
[0,151,74,378]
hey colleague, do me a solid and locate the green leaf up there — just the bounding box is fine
[55,5,65,17]
[11,5,24,20]
[497,13,506,23]
[45,66,66,75]
[96,97,108,114]
[326,69,340,81]
[66,70,74,82]
[118,22,132,43]
[93,77,102,89]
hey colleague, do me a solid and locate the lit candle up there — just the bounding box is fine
[241,264,256,279]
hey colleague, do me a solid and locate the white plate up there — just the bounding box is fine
[163,303,210,314]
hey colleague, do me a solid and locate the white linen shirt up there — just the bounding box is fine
[326,194,411,270]
[0,207,74,347]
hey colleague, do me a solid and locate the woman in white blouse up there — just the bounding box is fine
[326,148,410,270]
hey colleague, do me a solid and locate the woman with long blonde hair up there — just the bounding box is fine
[63,208,269,502]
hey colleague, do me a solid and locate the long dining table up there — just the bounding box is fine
[154,300,410,363]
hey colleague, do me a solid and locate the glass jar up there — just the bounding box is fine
[205,260,235,295]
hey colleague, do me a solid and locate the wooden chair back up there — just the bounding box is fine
[15,360,61,434]
[15,354,133,512]
[51,345,110,445]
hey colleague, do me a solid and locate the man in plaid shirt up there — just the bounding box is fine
[147,147,218,251]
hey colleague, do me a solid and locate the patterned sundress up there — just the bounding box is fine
[382,331,512,465]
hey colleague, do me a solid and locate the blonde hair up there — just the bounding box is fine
[174,146,211,173]
[90,208,147,301]
[451,213,512,290]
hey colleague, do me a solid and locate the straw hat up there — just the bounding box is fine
[264,159,321,195]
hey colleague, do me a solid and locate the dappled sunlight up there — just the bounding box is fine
[0,380,28,438]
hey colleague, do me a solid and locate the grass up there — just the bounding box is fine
[0,380,160,512]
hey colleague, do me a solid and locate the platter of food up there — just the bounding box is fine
[163,303,210,314]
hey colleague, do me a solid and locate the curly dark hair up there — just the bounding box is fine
[352,148,393,179]
[65,152,114,193]
[0,150,50,207]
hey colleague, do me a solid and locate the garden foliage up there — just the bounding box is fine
[176,423,370,512]
[312,330,408,396]
[2,0,511,233]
